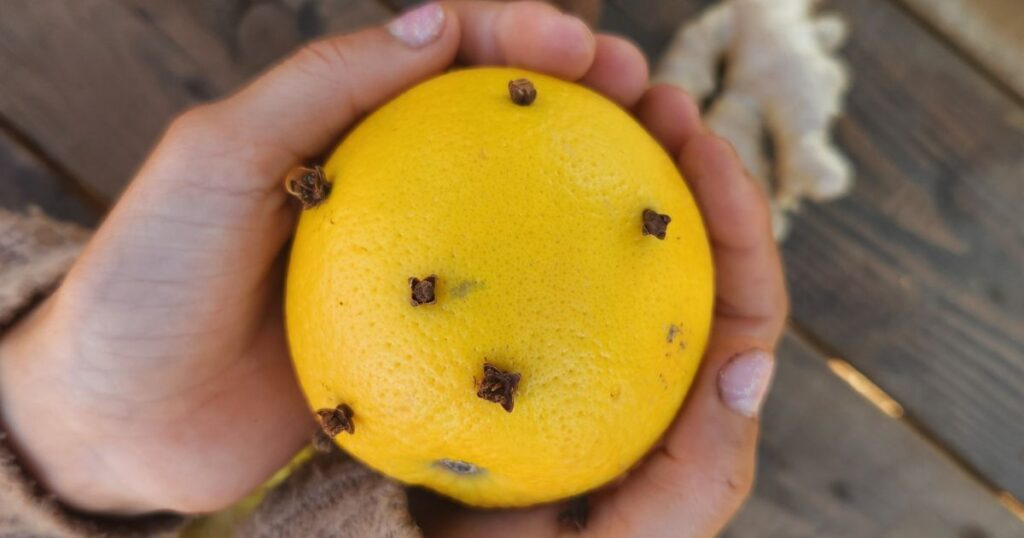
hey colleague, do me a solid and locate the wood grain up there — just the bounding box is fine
[0,129,99,227]
[727,333,1024,537]
[781,0,1024,498]
[0,0,391,202]
[898,0,1024,99]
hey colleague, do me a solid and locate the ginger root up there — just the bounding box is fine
[655,0,852,238]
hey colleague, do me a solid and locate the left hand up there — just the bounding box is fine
[0,0,653,516]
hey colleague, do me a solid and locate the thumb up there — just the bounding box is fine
[174,1,597,181]
[172,2,460,180]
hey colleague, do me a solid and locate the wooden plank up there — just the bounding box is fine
[898,0,1024,99]
[779,0,1024,498]
[726,333,1024,537]
[608,0,1024,499]
[0,0,391,202]
[598,0,713,61]
[0,128,100,227]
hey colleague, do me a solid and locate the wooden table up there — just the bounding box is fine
[2,0,1022,536]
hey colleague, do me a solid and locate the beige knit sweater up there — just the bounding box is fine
[0,207,422,537]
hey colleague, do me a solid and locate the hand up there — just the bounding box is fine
[0,4,787,533]
[0,1,648,515]
[409,24,788,538]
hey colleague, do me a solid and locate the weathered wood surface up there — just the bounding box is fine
[782,0,1024,499]
[898,0,1024,99]
[1,0,1022,532]
[599,0,712,60]
[606,0,1024,499]
[0,129,100,227]
[726,334,1024,538]
[0,0,391,202]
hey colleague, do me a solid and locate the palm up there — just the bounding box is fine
[52,136,312,511]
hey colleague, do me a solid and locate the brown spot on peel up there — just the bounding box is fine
[285,165,330,209]
[316,403,354,436]
[477,363,521,412]
[642,209,671,239]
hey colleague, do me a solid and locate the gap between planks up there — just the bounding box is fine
[888,0,1024,106]
[787,320,1024,525]
[0,113,109,215]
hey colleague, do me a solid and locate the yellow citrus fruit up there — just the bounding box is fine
[285,67,713,507]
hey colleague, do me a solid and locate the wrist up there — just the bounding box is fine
[0,294,151,514]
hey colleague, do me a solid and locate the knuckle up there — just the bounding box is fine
[294,36,356,77]
[290,37,360,118]
[715,464,756,504]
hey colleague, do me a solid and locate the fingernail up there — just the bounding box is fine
[718,350,774,418]
[388,3,445,49]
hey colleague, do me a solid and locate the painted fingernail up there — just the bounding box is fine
[388,3,445,49]
[718,349,774,418]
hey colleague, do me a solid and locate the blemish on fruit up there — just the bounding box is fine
[666,324,680,343]
[508,78,537,106]
[284,165,330,209]
[316,403,355,436]
[435,459,484,475]
[558,496,589,531]
[642,209,671,239]
[477,363,521,412]
[449,279,482,299]
[410,275,437,306]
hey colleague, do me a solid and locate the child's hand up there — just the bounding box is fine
[0,2,786,535]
